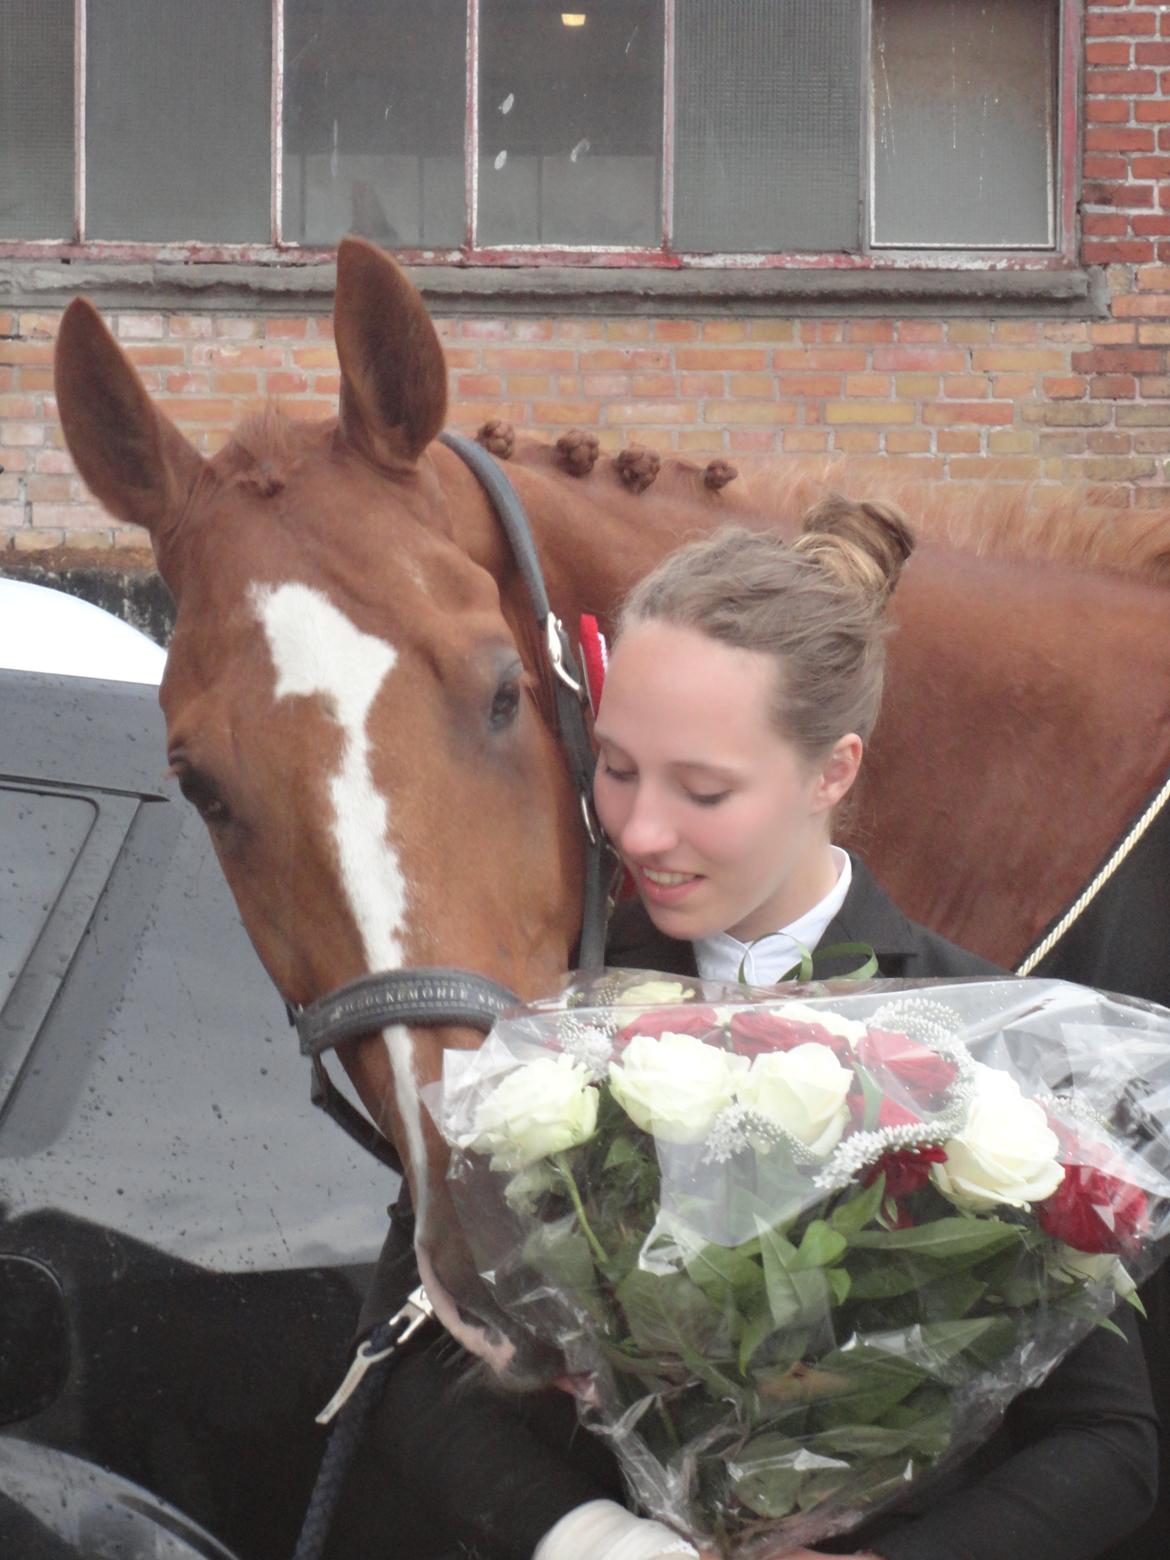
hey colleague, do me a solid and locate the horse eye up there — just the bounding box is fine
[171,760,232,825]
[489,677,522,730]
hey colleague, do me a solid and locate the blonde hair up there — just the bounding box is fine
[617,495,915,753]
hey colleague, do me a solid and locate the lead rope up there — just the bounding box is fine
[291,1287,435,1560]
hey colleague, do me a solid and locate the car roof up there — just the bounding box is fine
[0,578,167,684]
[1,669,392,1272]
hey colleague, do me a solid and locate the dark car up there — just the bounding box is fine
[1,667,397,1559]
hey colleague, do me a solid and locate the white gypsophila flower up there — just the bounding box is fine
[931,1063,1064,1213]
[1053,1243,1137,1298]
[735,1042,854,1158]
[467,1054,599,1171]
[609,1031,747,1144]
[772,1000,869,1047]
[613,978,696,1007]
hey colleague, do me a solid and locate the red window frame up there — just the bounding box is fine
[1,0,1083,272]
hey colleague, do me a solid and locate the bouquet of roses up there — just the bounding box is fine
[430,974,1170,1557]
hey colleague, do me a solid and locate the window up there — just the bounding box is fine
[2,0,1073,265]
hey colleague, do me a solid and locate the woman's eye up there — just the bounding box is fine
[600,760,635,783]
[688,790,729,808]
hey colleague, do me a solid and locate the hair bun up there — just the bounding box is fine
[793,493,915,604]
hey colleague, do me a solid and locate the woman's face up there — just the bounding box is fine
[593,621,860,942]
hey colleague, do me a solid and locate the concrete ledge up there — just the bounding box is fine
[0,257,1106,318]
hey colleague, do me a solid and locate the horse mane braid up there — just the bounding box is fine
[475,419,515,459]
[555,428,600,477]
[614,443,661,494]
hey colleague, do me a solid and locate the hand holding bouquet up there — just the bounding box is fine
[431,975,1170,1557]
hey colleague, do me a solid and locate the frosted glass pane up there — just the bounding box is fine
[87,0,270,242]
[872,0,1056,247]
[674,0,861,254]
[479,1,663,247]
[0,0,73,240]
[284,0,466,247]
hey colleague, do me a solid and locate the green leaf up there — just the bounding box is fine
[826,1266,852,1305]
[794,1219,848,1270]
[829,1174,886,1237]
[737,1303,777,1375]
[847,1216,1025,1260]
[853,1062,885,1133]
[757,1219,832,1331]
[601,1133,642,1172]
[683,1238,766,1310]
[616,1266,723,1354]
[1125,1287,1148,1319]
[1095,1313,1128,1341]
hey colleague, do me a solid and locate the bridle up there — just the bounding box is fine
[286,430,612,1173]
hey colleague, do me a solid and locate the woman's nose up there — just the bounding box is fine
[618,787,678,858]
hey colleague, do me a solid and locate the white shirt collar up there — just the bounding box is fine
[692,846,853,987]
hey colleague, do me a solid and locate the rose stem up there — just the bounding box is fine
[553,1152,610,1266]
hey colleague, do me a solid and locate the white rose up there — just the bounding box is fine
[931,1064,1064,1212]
[609,1032,745,1143]
[468,1055,599,1171]
[613,978,696,1007]
[1052,1244,1137,1298]
[736,1043,854,1157]
[773,1000,868,1047]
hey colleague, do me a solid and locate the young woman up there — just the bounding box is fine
[337,502,1157,1560]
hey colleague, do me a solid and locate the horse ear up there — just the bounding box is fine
[54,298,206,546]
[334,237,448,470]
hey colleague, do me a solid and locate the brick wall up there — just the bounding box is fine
[4,0,1170,555]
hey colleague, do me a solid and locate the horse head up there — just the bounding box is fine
[54,240,588,1379]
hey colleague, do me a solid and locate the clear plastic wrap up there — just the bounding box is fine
[429,974,1170,1556]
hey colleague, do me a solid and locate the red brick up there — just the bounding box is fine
[775,373,843,397]
[1043,376,1087,399]
[653,321,699,342]
[1089,373,1137,398]
[531,400,603,425]
[845,321,896,344]
[1087,69,1157,94]
[1085,181,1156,207]
[898,322,946,343]
[1082,239,1156,262]
[771,348,869,371]
[1129,214,1170,235]
[1088,11,1156,37]
[1088,42,1133,67]
[936,430,983,454]
[871,347,965,372]
[1140,43,1170,65]
[1070,346,1165,373]
[1085,127,1156,151]
[1138,99,1170,122]
[1133,156,1170,179]
[922,402,1013,426]
[781,429,832,453]
[1082,212,1130,236]
[1083,156,1128,180]
[1086,99,1132,124]
[1113,293,1170,316]
[832,430,881,454]
[264,318,310,339]
[675,346,775,372]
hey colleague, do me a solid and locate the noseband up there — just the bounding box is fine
[287,430,611,1172]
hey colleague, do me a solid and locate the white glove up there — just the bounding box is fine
[533,1499,699,1560]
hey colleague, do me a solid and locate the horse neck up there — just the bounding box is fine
[432,442,744,629]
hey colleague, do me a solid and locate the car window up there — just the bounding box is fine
[0,789,97,1010]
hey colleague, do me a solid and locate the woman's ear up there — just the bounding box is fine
[814,734,863,813]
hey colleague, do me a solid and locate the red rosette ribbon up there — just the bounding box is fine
[1037,1157,1149,1256]
[854,1028,958,1105]
[846,1091,922,1135]
[729,1010,852,1063]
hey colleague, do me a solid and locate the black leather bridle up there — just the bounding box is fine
[287,430,612,1173]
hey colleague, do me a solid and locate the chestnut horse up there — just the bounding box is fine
[53,239,1170,1371]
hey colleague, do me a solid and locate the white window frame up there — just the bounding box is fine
[1,0,1082,272]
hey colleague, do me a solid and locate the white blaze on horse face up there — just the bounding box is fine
[252,582,429,1228]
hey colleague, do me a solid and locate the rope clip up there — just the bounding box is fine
[315,1285,435,1426]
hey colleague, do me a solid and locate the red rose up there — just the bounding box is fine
[846,1090,921,1134]
[862,1143,948,1201]
[855,1029,958,1103]
[729,1011,852,1062]
[616,1005,722,1049]
[1037,1163,1148,1255]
